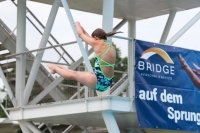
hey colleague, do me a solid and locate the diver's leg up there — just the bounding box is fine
[47,64,97,89]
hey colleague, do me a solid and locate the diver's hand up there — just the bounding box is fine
[74,22,80,27]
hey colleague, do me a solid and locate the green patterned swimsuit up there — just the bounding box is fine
[94,41,115,92]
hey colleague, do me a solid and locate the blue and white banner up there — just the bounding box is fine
[135,39,200,132]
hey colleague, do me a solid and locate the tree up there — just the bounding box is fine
[0,87,7,117]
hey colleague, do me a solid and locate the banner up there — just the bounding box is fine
[135,39,200,131]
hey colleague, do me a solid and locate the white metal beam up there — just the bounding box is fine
[19,121,32,133]
[0,103,10,118]
[101,111,120,133]
[102,0,114,44]
[102,0,114,32]
[61,0,93,72]
[101,0,120,133]
[23,0,61,105]
[111,78,129,96]
[24,121,42,133]
[62,125,74,133]
[85,43,89,98]
[160,9,177,43]
[9,96,133,121]
[0,67,17,106]
[16,0,26,106]
[166,11,200,45]
[113,19,127,32]
[128,19,136,98]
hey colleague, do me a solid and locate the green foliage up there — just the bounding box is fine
[16,129,22,133]
[0,86,5,92]
[0,107,7,117]
[0,86,7,117]
[0,100,7,117]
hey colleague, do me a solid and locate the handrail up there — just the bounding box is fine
[6,41,77,58]
[110,74,128,94]
[0,19,16,41]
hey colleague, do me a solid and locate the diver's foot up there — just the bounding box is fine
[178,54,188,70]
[46,63,56,74]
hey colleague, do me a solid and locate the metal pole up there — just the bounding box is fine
[23,0,61,105]
[100,0,114,96]
[101,111,120,133]
[16,0,26,107]
[113,19,127,32]
[128,19,136,98]
[111,78,129,96]
[0,67,17,106]
[85,43,89,98]
[61,0,93,72]
[0,103,10,117]
[102,0,114,32]
[77,67,81,99]
[24,121,42,133]
[38,123,45,129]
[62,125,74,133]
[166,11,200,45]
[19,121,32,133]
[102,0,114,44]
[160,9,177,43]
[6,41,77,58]
[101,0,120,133]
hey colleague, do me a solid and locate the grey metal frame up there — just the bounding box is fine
[128,19,136,98]
[101,0,121,133]
[16,0,26,107]
[167,11,200,45]
[160,9,177,43]
[61,0,93,73]
[0,67,17,106]
[23,0,61,106]
[113,19,127,32]
[6,41,77,58]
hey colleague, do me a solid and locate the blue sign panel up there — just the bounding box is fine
[135,39,200,132]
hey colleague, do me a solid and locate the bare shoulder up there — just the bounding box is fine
[93,40,108,55]
[79,34,95,45]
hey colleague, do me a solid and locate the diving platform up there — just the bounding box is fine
[8,96,136,128]
[8,96,199,133]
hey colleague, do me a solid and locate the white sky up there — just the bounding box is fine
[0,1,200,88]
[29,1,200,50]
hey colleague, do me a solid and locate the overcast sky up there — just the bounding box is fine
[1,1,200,48]
[0,1,200,88]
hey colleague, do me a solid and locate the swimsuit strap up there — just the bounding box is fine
[100,59,115,68]
[99,41,111,58]
[94,41,115,68]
